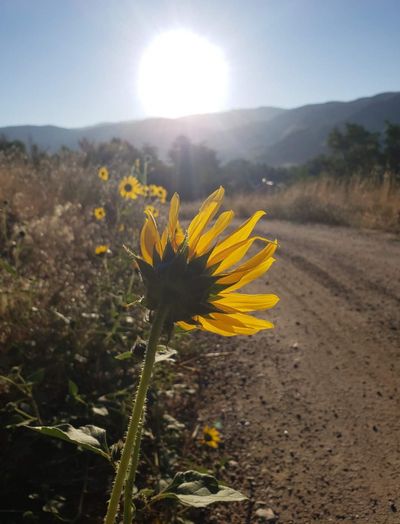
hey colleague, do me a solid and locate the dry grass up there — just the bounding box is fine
[180,175,400,232]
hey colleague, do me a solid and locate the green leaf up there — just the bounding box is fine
[114,351,133,361]
[68,379,85,404]
[0,258,17,276]
[155,470,247,508]
[68,379,78,396]
[115,346,177,363]
[155,345,177,364]
[28,368,45,384]
[29,424,110,460]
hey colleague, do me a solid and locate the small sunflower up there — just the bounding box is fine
[95,245,109,255]
[134,186,279,336]
[119,176,140,199]
[134,183,147,197]
[144,204,159,218]
[94,207,106,220]
[98,166,109,181]
[200,426,221,448]
[157,186,168,204]
[148,184,159,197]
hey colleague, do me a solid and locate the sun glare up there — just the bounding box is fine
[138,30,228,118]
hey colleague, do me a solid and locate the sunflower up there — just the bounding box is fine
[98,166,109,181]
[200,426,221,448]
[95,245,109,255]
[134,183,148,197]
[119,176,140,199]
[144,204,159,218]
[94,207,106,220]
[134,187,279,336]
[156,186,168,204]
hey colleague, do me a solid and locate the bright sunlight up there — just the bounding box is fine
[138,30,229,118]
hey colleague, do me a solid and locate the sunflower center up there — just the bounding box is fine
[137,244,224,324]
[204,433,212,442]
[124,183,133,192]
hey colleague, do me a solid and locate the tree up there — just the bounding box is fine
[383,122,400,177]
[169,136,220,200]
[327,123,382,176]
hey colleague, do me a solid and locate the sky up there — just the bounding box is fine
[1,0,399,127]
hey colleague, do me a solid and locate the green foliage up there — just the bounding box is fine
[384,121,400,177]
[155,470,247,508]
[29,424,111,461]
[327,123,382,176]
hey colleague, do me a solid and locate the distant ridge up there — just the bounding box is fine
[2,92,400,166]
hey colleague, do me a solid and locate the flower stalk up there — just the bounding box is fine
[104,305,169,524]
[123,415,144,524]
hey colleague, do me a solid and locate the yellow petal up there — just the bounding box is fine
[227,312,274,330]
[173,222,186,250]
[168,193,180,239]
[144,210,162,256]
[196,315,237,336]
[219,257,276,292]
[187,187,225,252]
[195,210,234,256]
[160,228,168,253]
[140,219,156,264]
[208,313,266,335]
[211,293,280,312]
[211,237,267,273]
[176,320,196,331]
[208,210,265,261]
[216,241,277,284]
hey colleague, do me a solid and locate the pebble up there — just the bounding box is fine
[255,507,277,521]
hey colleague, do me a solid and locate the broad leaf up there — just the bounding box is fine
[115,346,177,363]
[155,345,177,364]
[29,424,110,460]
[156,470,247,507]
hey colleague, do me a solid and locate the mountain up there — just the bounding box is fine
[2,92,400,166]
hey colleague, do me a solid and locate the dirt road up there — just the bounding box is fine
[196,220,400,523]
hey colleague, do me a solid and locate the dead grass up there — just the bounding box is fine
[180,175,400,232]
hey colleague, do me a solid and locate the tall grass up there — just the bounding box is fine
[221,174,400,232]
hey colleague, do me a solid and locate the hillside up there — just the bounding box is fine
[2,92,400,166]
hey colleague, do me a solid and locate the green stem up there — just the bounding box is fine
[123,416,144,524]
[104,306,168,524]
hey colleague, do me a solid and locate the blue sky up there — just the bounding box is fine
[1,0,399,127]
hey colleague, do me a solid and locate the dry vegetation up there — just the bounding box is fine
[1,146,399,522]
[180,174,400,232]
[224,175,400,231]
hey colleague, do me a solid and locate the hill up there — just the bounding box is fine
[2,92,400,166]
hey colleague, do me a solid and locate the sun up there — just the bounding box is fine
[138,30,229,118]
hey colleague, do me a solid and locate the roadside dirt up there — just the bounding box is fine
[193,220,400,524]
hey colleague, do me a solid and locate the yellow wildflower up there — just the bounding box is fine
[200,426,221,448]
[98,166,109,181]
[135,187,279,336]
[148,184,167,203]
[157,186,168,204]
[144,204,159,218]
[94,207,106,220]
[119,176,140,199]
[148,184,158,197]
[95,245,109,255]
